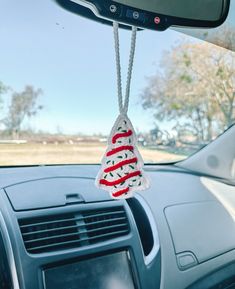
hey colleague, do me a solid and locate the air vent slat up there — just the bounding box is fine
[24,231,80,244]
[87,229,129,242]
[20,211,125,229]
[22,224,79,236]
[27,229,129,253]
[21,217,83,229]
[83,210,125,218]
[19,206,129,254]
[27,239,82,252]
[85,223,128,234]
[85,217,127,226]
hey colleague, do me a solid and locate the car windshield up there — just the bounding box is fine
[0,0,234,166]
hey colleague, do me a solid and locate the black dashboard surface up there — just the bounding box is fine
[0,164,235,289]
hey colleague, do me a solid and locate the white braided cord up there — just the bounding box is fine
[113,22,137,114]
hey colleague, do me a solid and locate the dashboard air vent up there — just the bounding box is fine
[19,206,129,254]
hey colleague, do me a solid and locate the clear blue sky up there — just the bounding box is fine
[0,0,192,135]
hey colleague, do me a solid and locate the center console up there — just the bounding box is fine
[0,172,161,289]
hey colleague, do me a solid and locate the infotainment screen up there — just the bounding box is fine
[43,251,136,289]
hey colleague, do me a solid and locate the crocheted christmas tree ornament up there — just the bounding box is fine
[95,114,149,199]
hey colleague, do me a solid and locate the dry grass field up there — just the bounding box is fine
[0,142,185,166]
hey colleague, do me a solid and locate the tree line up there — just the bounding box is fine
[141,29,235,143]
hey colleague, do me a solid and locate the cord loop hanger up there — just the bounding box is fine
[113,22,137,115]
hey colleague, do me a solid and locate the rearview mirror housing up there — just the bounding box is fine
[55,0,230,30]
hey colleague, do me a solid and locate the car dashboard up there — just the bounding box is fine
[1,164,235,289]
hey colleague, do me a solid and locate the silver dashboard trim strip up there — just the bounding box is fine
[0,212,20,289]
[70,0,100,17]
[69,0,133,27]
[135,194,160,265]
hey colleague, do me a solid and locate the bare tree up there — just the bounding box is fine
[4,85,43,139]
[141,35,235,142]
[0,81,8,111]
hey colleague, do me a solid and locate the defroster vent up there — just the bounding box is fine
[19,206,129,254]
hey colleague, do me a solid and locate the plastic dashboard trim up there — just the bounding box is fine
[135,194,160,266]
[0,211,20,289]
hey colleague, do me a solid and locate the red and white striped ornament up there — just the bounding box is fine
[96,114,149,199]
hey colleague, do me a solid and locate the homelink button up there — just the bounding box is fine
[133,11,139,19]
[109,4,117,13]
[126,9,145,22]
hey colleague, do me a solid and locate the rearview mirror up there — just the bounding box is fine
[55,0,230,30]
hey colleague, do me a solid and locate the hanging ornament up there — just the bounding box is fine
[95,114,149,199]
[95,22,150,199]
